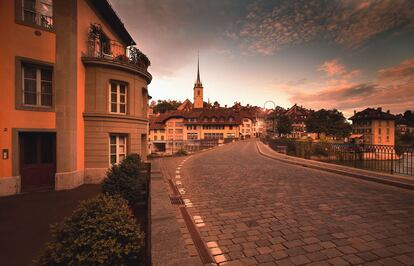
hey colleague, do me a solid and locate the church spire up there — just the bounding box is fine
[195,52,202,87]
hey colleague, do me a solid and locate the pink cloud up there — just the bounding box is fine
[289,58,414,115]
[318,60,346,76]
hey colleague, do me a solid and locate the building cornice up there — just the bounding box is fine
[81,56,152,83]
[83,112,149,124]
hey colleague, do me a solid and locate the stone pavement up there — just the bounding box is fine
[160,140,414,265]
[151,158,203,266]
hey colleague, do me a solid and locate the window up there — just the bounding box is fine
[229,126,233,130]
[21,0,54,29]
[168,129,173,134]
[386,128,390,135]
[109,82,127,114]
[109,135,126,165]
[22,63,52,107]
[378,128,382,135]
[175,129,183,134]
[154,135,158,141]
[161,135,164,141]
[187,133,198,140]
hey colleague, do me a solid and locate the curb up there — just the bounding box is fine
[256,141,414,191]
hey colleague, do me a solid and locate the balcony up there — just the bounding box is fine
[81,23,152,82]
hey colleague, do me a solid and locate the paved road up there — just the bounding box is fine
[173,140,414,265]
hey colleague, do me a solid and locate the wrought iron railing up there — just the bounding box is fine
[263,138,414,176]
[84,23,150,71]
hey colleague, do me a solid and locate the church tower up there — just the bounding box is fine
[193,55,204,109]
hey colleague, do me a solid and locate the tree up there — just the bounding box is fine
[152,100,182,114]
[306,109,351,139]
[276,114,292,137]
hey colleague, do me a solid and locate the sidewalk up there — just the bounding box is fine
[256,141,414,190]
[0,185,101,266]
[150,159,203,266]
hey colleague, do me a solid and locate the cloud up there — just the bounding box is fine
[289,58,414,115]
[109,0,247,77]
[319,59,345,76]
[229,0,414,55]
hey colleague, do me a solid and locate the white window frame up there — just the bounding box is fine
[109,135,127,165]
[22,64,52,107]
[109,82,127,114]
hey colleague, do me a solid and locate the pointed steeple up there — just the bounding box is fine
[195,52,202,87]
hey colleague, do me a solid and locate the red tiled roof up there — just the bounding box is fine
[349,108,396,121]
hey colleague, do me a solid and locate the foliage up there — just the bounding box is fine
[152,99,182,114]
[35,195,144,266]
[306,109,352,138]
[276,115,293,136]
[175,148,188,156]
[102,154,147,205]
[396,132,414,146]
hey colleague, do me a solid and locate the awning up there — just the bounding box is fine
[349,134,363,139]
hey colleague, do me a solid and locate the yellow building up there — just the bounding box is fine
[350,108,396,146]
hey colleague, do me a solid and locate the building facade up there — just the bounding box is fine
[0,0,151,196]
[349,108,396,146]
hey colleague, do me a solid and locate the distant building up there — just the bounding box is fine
[395,111,414,135]
[349,108,396,145]
[285,104,313,138]
[148,57,245,154]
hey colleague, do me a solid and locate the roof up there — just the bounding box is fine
[153,108,244,126]
[349,108,396,121]
[88,0,135,45]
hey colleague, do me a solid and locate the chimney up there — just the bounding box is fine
[377,107,382,112]
[354,110,356,115]
[387,110,390,114]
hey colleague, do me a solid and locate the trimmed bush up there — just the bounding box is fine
[35,195,144,265]
[102,154,148,205]
[175,148,188,156]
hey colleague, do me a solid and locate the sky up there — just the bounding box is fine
[110,0,414,117]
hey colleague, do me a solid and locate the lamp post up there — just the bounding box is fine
[264,100,277,137]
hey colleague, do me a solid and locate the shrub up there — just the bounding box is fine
[35,195,144,265]
[102,154,147,205]
[175,148,188,156]
[312,143,329,157]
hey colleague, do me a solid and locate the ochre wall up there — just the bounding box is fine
[0,1,56,178]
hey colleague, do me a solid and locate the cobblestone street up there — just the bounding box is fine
[160,140,414,265]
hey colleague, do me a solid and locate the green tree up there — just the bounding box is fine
[153,99,182,113]
[276,114,292,136]
[306,109,351,139]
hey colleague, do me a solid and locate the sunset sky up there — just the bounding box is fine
[110,0,414,117]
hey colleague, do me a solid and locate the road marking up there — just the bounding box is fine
[175,175,180,179]
[176,170,180,174]
[179,188,186,194]
[176,180,182,185]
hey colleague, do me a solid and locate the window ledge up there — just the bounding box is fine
[15,104,54,112]
[15,19,55,33]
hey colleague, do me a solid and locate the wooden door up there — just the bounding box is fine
[20,132,56,191]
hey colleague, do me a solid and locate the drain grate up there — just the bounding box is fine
[169,195,184,205]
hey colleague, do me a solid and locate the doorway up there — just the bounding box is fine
[19,132,56,191]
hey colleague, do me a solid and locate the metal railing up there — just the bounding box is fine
[263,138,414,176]
[84,24,151,71]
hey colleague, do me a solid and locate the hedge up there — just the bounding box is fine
[35,194,144,265]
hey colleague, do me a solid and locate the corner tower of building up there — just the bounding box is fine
[193,55,204,108]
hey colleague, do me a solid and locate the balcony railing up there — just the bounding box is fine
[83,23,151,72]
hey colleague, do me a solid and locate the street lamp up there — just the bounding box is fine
[264,100,277,137]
